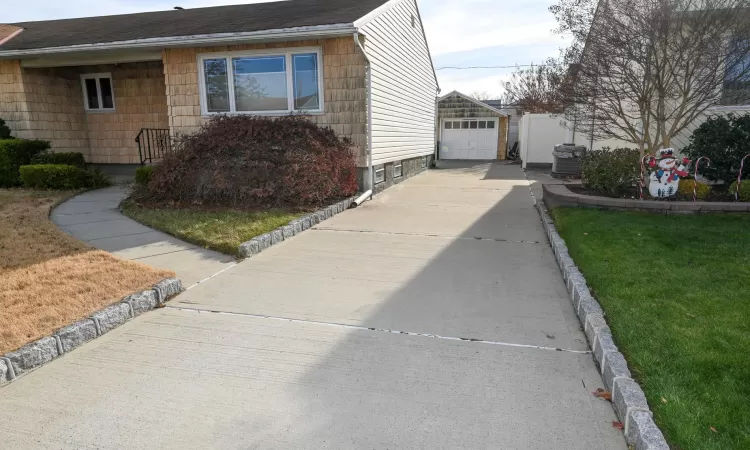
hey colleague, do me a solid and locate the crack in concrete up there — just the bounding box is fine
[129,247,198,261]
[85,230,156,242]
[165,305,591,354]
[186,263,238,290]
[312,227,541,245]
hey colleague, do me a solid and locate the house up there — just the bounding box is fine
[436,91,509,160]
[0,0,439,192]
[563,0,750,154]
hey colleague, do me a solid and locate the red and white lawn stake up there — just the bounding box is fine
[736,153,750,201]
[640,154,655,200]
[693,157,711,202]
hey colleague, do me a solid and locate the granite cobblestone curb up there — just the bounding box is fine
[543,183,750,214]
[535,200,669,450]
[238,196,356,258]
[0,277,183,387]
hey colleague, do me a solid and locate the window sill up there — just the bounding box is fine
[85,109,116,114]
[202,111,325,118]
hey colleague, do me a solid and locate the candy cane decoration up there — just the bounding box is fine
[639,154,655,200]
[736,153,750,201]
[693,157,711,202]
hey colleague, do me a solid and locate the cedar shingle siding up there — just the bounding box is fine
[0,61,168,164]
[0,38,366,165]
[164,37,368,165]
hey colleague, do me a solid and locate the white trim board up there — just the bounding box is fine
[20,50,162,68]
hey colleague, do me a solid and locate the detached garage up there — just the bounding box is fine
[437,91,509,160]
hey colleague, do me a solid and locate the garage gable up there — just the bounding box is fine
[437,91,507,119]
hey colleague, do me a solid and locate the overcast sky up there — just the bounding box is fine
[5,0,568,99]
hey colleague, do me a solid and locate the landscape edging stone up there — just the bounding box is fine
[534,199,669,450]
[543,183,750,214]
[238,196,356,258]
[0,277,183,387]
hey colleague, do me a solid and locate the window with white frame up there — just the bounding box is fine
[393,161,403,178]
[199,48,323,115]
[81,73,115,111]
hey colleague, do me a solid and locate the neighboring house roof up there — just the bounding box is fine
[482,100,504,109]
[0,0,390,52]
[437,91,508,116]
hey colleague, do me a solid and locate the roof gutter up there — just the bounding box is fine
[0,23,356,58]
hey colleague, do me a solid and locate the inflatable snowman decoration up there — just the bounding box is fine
[648,148,689,198]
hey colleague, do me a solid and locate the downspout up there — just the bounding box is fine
[352,32,373,207]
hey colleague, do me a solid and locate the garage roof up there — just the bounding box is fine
[1,0,390,52]
[438,91,508,116]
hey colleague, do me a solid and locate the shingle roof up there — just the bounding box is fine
[2,0,389,51]
[482,100,504,109]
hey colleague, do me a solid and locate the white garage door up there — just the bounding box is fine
[440,118,499,160]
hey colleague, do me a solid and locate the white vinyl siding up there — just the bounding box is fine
[359,0,438,165]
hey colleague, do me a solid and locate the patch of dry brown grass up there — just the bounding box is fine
[0,189,173,354]
[0,189,90,268]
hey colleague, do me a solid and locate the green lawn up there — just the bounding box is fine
[552,208,750,450]
[122,202,302,257]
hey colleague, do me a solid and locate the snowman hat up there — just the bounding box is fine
[656,148,676,159]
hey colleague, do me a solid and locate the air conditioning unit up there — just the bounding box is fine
[552,143,586,177]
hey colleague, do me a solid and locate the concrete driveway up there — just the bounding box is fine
[0,162,626,449]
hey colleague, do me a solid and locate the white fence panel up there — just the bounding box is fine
[518,113,635,168]
[518,114,570,169]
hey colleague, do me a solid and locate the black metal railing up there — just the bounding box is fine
[136,128,172,165]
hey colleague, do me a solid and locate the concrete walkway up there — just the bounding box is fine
[1,162,626,449]
[51,186,236,287]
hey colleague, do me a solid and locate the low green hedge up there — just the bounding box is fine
[19,164,109,190]
[729,180,750,202]
[31,151,86,168]
[135,165,154,187]
[581,147,641,195]
[0,139,51,187]
[678,179,712,200]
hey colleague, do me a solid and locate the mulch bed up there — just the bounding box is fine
[568,184,734,202]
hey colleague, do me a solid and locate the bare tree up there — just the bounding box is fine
[502,61,566,113]
[552,0,750,154]
[469,90,502,101]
